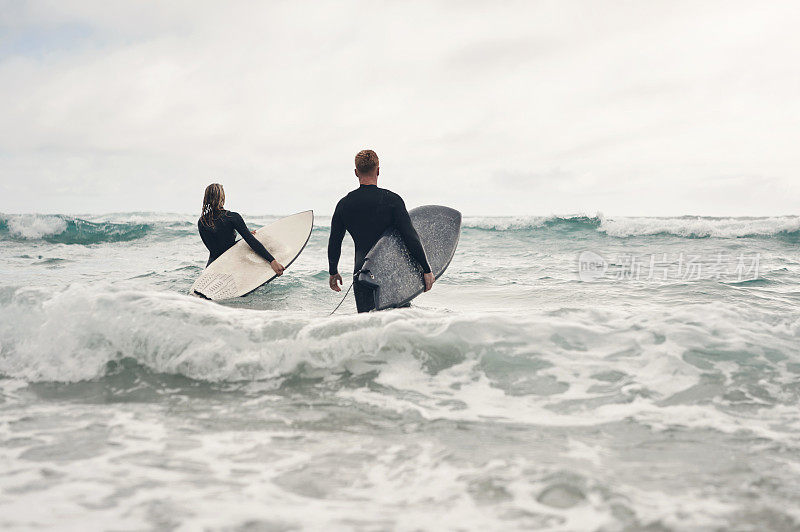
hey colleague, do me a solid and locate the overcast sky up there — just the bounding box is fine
[1,0,798,216]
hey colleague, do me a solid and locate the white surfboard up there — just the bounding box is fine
[191,210,313,300]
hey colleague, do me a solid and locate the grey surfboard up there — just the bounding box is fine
[356,205,461,310]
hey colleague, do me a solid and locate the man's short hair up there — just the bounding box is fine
[355,149,379,175]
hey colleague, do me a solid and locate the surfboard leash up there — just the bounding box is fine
[329,281,354,316]
[329,268,368,316]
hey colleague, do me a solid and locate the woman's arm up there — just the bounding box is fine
[230,212,276,263]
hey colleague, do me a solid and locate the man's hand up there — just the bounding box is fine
[270,260,285,276]
[423,272,435,292]
[329,273,343,292]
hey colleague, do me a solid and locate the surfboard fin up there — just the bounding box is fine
[355,269,381,311]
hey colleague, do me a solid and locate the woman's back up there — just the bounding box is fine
[198,210,236,264]
[198,210,275,266]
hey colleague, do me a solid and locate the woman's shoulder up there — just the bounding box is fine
[199,210,234,227]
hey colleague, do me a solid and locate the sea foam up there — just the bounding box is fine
[3,214,68,239]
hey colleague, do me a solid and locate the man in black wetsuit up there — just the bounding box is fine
[328,150,434,313]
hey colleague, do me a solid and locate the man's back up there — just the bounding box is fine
[328,149,434,313]
[330,185,400,273]
[328,184,431,276]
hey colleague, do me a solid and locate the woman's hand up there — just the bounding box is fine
[270,260,285,276]
[329,273,343,292]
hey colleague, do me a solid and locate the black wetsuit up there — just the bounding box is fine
[328,184,431,313]
[198,211,275,266]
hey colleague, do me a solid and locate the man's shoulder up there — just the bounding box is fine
[338,187,402,204]
[339,187,373,202]
[380,188,404,205]
[374,187,401,199]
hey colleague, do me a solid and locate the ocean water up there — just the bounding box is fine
[1,211,799,531]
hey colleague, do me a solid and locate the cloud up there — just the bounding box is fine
[0,0,799,216]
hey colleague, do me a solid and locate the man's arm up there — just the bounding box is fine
[328,201,346,291]
[393,197,431,274]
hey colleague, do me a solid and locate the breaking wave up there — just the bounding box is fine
[598,215,800,239]
[5,211,799,244]
[0,285,795,398]
[463,215,601,232]
[0,214,152,244]
[0,282,798,440]
[463,214,800,239]
[0,285,518,384]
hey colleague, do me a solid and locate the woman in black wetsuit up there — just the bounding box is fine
[198,183,285,276]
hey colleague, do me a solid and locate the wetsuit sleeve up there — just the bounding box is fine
[328,200,346,275]
[392,196,431,274]
[231,212,275,263]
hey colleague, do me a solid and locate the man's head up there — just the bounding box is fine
[354,149,379,182]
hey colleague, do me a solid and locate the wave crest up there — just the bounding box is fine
[0,285,505,383]
[462,214,800,239]
[5,211,799,242]
[598,216,800,239]
[0,214,151,244]
[463,215,601,231]
[2,285,798,433]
